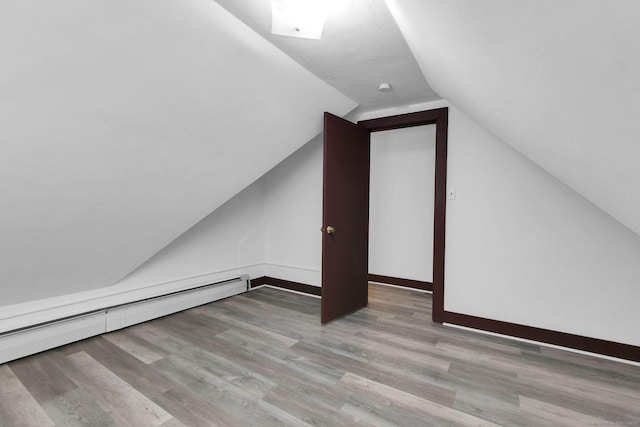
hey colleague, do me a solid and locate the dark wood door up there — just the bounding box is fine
[321,112,370,324]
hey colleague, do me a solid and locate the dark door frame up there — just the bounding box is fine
[358,107,448,323]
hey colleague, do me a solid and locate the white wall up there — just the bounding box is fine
[369,126,435,282]
[116,133,327,290]
[385,0,640,237]
[112,133,329,291]
[14,96,637,349]
[115,178,267,289]
[0,179,266,335]
[264,135,324,286]
[261,100,640,347]
[445,105,640,346]
[261,120,437,287]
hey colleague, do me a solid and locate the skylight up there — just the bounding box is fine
[271,0,342,40]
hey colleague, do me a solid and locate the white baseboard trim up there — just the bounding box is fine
[254,284,322,299]
[239,263,266,282]
[0,267,261,333]
[263,263,320,287]
[0,312,106,365]
[369,281,433,294]
[104,280,245,332]
[0,272,250,364]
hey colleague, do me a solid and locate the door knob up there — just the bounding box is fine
[320,225,336,234]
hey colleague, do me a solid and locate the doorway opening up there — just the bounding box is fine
[369,124,436,292]
[321,108,448,323]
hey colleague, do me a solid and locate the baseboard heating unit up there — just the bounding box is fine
[0,276,249,364]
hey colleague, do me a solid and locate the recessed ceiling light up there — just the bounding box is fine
[378,83,393,92]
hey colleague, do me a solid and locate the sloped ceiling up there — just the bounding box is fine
[215,0,440,112]
[386,0,640,235]
[0,0,355,305]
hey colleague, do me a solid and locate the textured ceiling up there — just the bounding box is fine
[214,0,441,112]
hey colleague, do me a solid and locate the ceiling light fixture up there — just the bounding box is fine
[378,82,393,92]
[271,0,343,40]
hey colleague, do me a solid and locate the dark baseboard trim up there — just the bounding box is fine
[368,274,433,292]
[249,276,268,288]
[250,276,321,297]
[443,311,640,363]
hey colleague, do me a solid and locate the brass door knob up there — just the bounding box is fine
[320,225,336,234]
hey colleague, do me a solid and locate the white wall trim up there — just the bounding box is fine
[0,278,246,365]
[353,99,448,122]
[369,281,433,294]
[264,263,321,287]
[0,266,259,334]
[251,284,322,299]
[104,280,246,332]
[240,263,266,281]
[0,312,106,365]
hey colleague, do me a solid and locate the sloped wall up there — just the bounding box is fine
[264,135,325,285]
[0,0,355,305]
[444,105,640,347]
[115,179,266,291]
[385,0,640,237]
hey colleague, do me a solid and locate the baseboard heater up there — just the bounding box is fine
[0,275,249,365]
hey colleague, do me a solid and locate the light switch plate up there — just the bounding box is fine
[447,187,456,200]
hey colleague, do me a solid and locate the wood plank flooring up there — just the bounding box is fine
[1,284,639,426]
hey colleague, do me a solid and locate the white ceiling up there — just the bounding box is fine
[214,0,441,112]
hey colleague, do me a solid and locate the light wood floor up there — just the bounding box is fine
[1,284,639,426]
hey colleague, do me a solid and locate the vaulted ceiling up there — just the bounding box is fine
[2,0,639,306]
[217,0,640,235]
[215,0,441,112]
